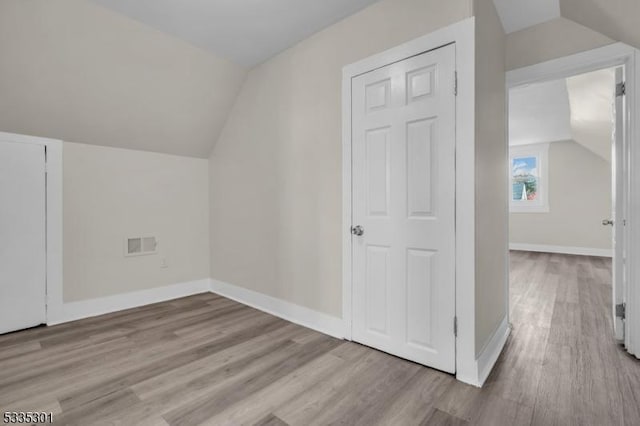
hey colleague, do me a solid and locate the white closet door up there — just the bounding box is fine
[351,44,456,373]
[0,141,46,334]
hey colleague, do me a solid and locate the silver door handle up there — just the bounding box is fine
[351,225,364,236]
[602,219,614,226]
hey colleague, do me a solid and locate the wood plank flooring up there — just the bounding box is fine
[1,251,638,425]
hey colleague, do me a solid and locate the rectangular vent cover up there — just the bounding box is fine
[125,236,157,256]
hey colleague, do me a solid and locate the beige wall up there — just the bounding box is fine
[510,141,612,250]
[561,0,640,51]
[473,0,508,356]
[0,0,246,158]
[64,142,210,302]
[209,0,474,317]
[506,17,614,71]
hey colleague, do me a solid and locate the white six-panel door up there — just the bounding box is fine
[351,44,456,373]
[0,140,47,334]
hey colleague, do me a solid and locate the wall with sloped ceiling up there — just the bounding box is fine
[510,140,612,251]
[506,17,614,71]
[560,0,640,51]
[63,142,210,302]
[208,0,474,317]
[0,0,243,302]
[0,0,246,158]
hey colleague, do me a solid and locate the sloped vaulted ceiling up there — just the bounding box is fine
[566,68,615,162]
[509,68,615,163]
[560,0,640,49]
[89,0,383,67]
[509,79,572,146]
[494,0,640,51]
[493,0,560,33]
[0,0,246,158]
[0,0,383,157]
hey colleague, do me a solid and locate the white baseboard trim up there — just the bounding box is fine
[47,277,505,387]
[456,316,510,387]
[210,279,345,339]
[509,243,612,258]
[476,316,510,386]
[46,279,211,325]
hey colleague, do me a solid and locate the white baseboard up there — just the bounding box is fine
[476,316,510,386]
[46,279,211,325]
[509,243,612,258]
[45,277,345,340]
[456,316,510,387]
[210,279,345,339]
[46,276,505,387]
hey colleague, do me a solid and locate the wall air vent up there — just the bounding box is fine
[125,236,158,256]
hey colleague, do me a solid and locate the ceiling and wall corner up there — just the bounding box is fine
[566,68,615,161]
[509,68,615,162]
[0,0,247,158]
[89,0,385,67]
[208,0,474,318]
[1,0,629,159]
[509,79,572,146]
[497,0,638,71]
[505,17,615,71]
[492,0,560,34]
[560,0,640,50]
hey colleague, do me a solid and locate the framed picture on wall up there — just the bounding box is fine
[510,143,549,213]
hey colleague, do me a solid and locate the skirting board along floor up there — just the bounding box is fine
[47,278,499,385]
[47,278,344,341]
[46,279,211,325]
[2,253,638,425]
[509,243,612,257]
[476,317,510,385]
[210,279,345,339]
[455,316,510,387]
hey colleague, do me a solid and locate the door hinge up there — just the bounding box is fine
[453,316,458,336]
[616,82,626,97]
[454,71,458,96]
[616,303,626,320]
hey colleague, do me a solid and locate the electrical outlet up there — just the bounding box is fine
[160,258,168,268]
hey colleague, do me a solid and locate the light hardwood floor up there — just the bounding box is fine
[1,252,638,425]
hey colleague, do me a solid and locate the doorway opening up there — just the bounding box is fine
[505,43,640,363]
[507,63,629,363]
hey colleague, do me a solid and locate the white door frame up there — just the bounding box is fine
[342,18,477,381]
[0,132,63,327]
[506,42,640,358]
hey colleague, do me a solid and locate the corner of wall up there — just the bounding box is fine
[472,0,508,360]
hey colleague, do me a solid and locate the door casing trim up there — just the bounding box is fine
[341,17,477,383]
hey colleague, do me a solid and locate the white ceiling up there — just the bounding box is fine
[566,68,615,162]
[509,79,572,146]
[509,68,616,162]
[493,0,560,33]
[89,0,381,67]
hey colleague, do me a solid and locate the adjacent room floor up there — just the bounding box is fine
[1,252,638,425]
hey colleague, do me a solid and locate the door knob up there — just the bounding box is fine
[602,219,614,226]
[351,225,364,236]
